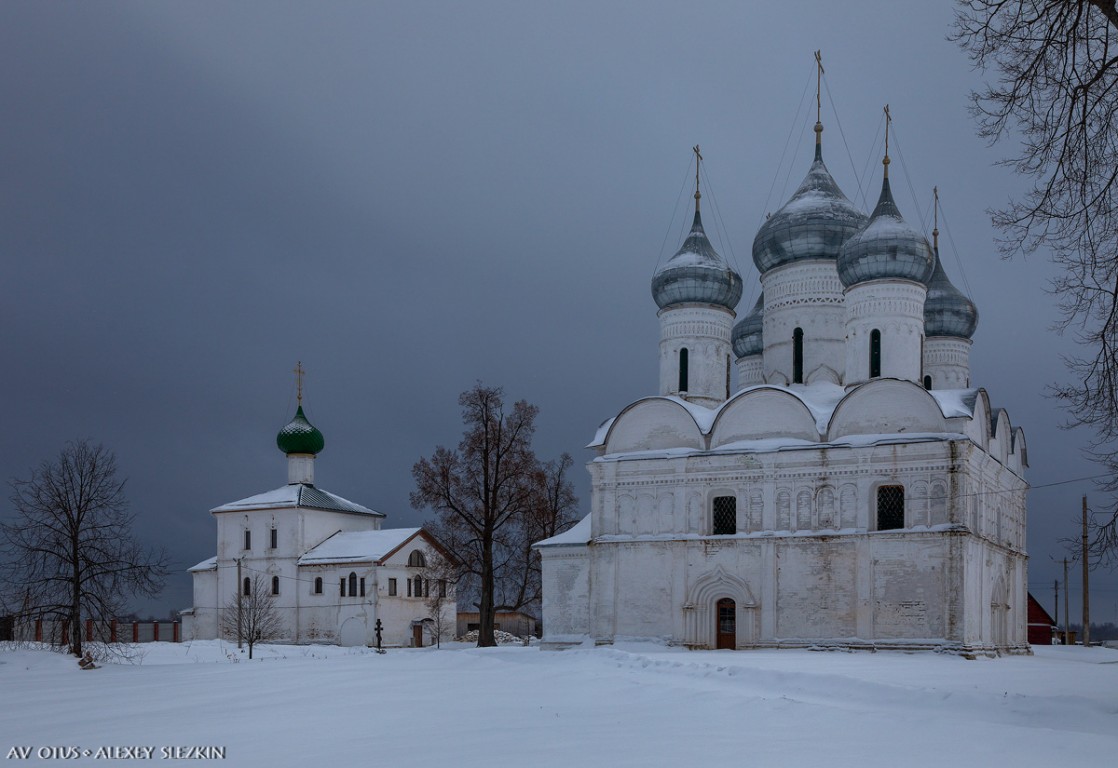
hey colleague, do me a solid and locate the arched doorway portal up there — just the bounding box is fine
[716,598,736,649]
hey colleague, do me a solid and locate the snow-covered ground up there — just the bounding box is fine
[1,641,1115,767]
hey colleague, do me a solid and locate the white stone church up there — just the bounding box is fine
[182,397,455,647]
[537,124,1029,655]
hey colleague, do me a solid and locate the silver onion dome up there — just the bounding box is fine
[752,145,868,274]
[731,292,764,359]
[652,210,743,311]
[837,175,935,288]
[924,250,978,338]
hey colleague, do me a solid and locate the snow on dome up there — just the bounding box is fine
[731,292,764,359]
[837,176,934,288]
[651,210,743,311]
[752,148,867,274]
[924,250,978,339]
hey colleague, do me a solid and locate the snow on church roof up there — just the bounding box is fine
[210,483,383,517]
[188,556,217,572]
[298,528,422,565]
[587,383,982,449]
[534,514,591,548]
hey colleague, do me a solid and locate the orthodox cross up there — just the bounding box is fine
[933,186,940,251]
[693,144,702,212]
[294,361,305,405]
[883,104,892,177]
[814,50,824,124]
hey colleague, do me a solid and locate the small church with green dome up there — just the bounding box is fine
[181,376,455,648]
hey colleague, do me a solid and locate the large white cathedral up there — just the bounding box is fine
[536,121,1029,655]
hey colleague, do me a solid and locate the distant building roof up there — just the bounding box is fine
[211,483,383,517]
[298,528,423,566]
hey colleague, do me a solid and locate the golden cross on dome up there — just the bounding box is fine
[294,361,305,405]
[933,186,940,250]
[693,145,703,212]
[883,104,892,177]
[815,50,824,125]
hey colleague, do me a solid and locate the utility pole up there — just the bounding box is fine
[233,558,240,648]
[1082,495,1090,646]
[1053,578,1058,640]
[1063,557,1070,645]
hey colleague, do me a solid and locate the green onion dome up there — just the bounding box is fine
[276,406,325,455]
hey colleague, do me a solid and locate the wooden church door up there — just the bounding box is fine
[716,598,736,649]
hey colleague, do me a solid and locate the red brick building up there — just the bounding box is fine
[1027,593,1056,645]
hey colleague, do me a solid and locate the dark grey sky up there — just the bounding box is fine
[2,1,1112,624]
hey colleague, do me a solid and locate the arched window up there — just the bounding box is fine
[877,485,905,531]
[792,327,804,384]
[271,576,280,595]
[243,577,251,596]
[314,577,323,595]
[679,348,689,392]
[348,572,357,598]
[712,496,736,535]
[408,550,426,568]
[413,575,423,598]
[923,375,932,390]
[869,329,881,378]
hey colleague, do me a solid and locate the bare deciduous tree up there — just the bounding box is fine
[221,574,283,659]
[953,1,1118,565]
[1,441,167,656]
[411,383,577,647]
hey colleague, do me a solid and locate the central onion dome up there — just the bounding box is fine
[731,292,764,359]
[924,249,979,338]
[651,210,743,311]
[277,405,325,456]
[837,175,935,287]
[752,144,867,274]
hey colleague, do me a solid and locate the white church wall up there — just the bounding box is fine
[844,281,927,385]
[658,305,735,406]
[761,261,847,386]
[539,545,590,645]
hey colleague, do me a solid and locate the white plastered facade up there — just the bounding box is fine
[537,149,1028,656]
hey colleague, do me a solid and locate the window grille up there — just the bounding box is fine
[877,485,905,530]
[712,496,737,535]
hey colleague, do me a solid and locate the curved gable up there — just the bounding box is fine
[827,379,947,439]
[604,398,704,454]
[711,387,819,447]
[990,408,1013,465]
[967,390,992,450]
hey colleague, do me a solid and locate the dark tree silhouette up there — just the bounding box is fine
[411,384,577,647]
[953,1,1118,566]
[1,441,167,656]
[221,574,283,659]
